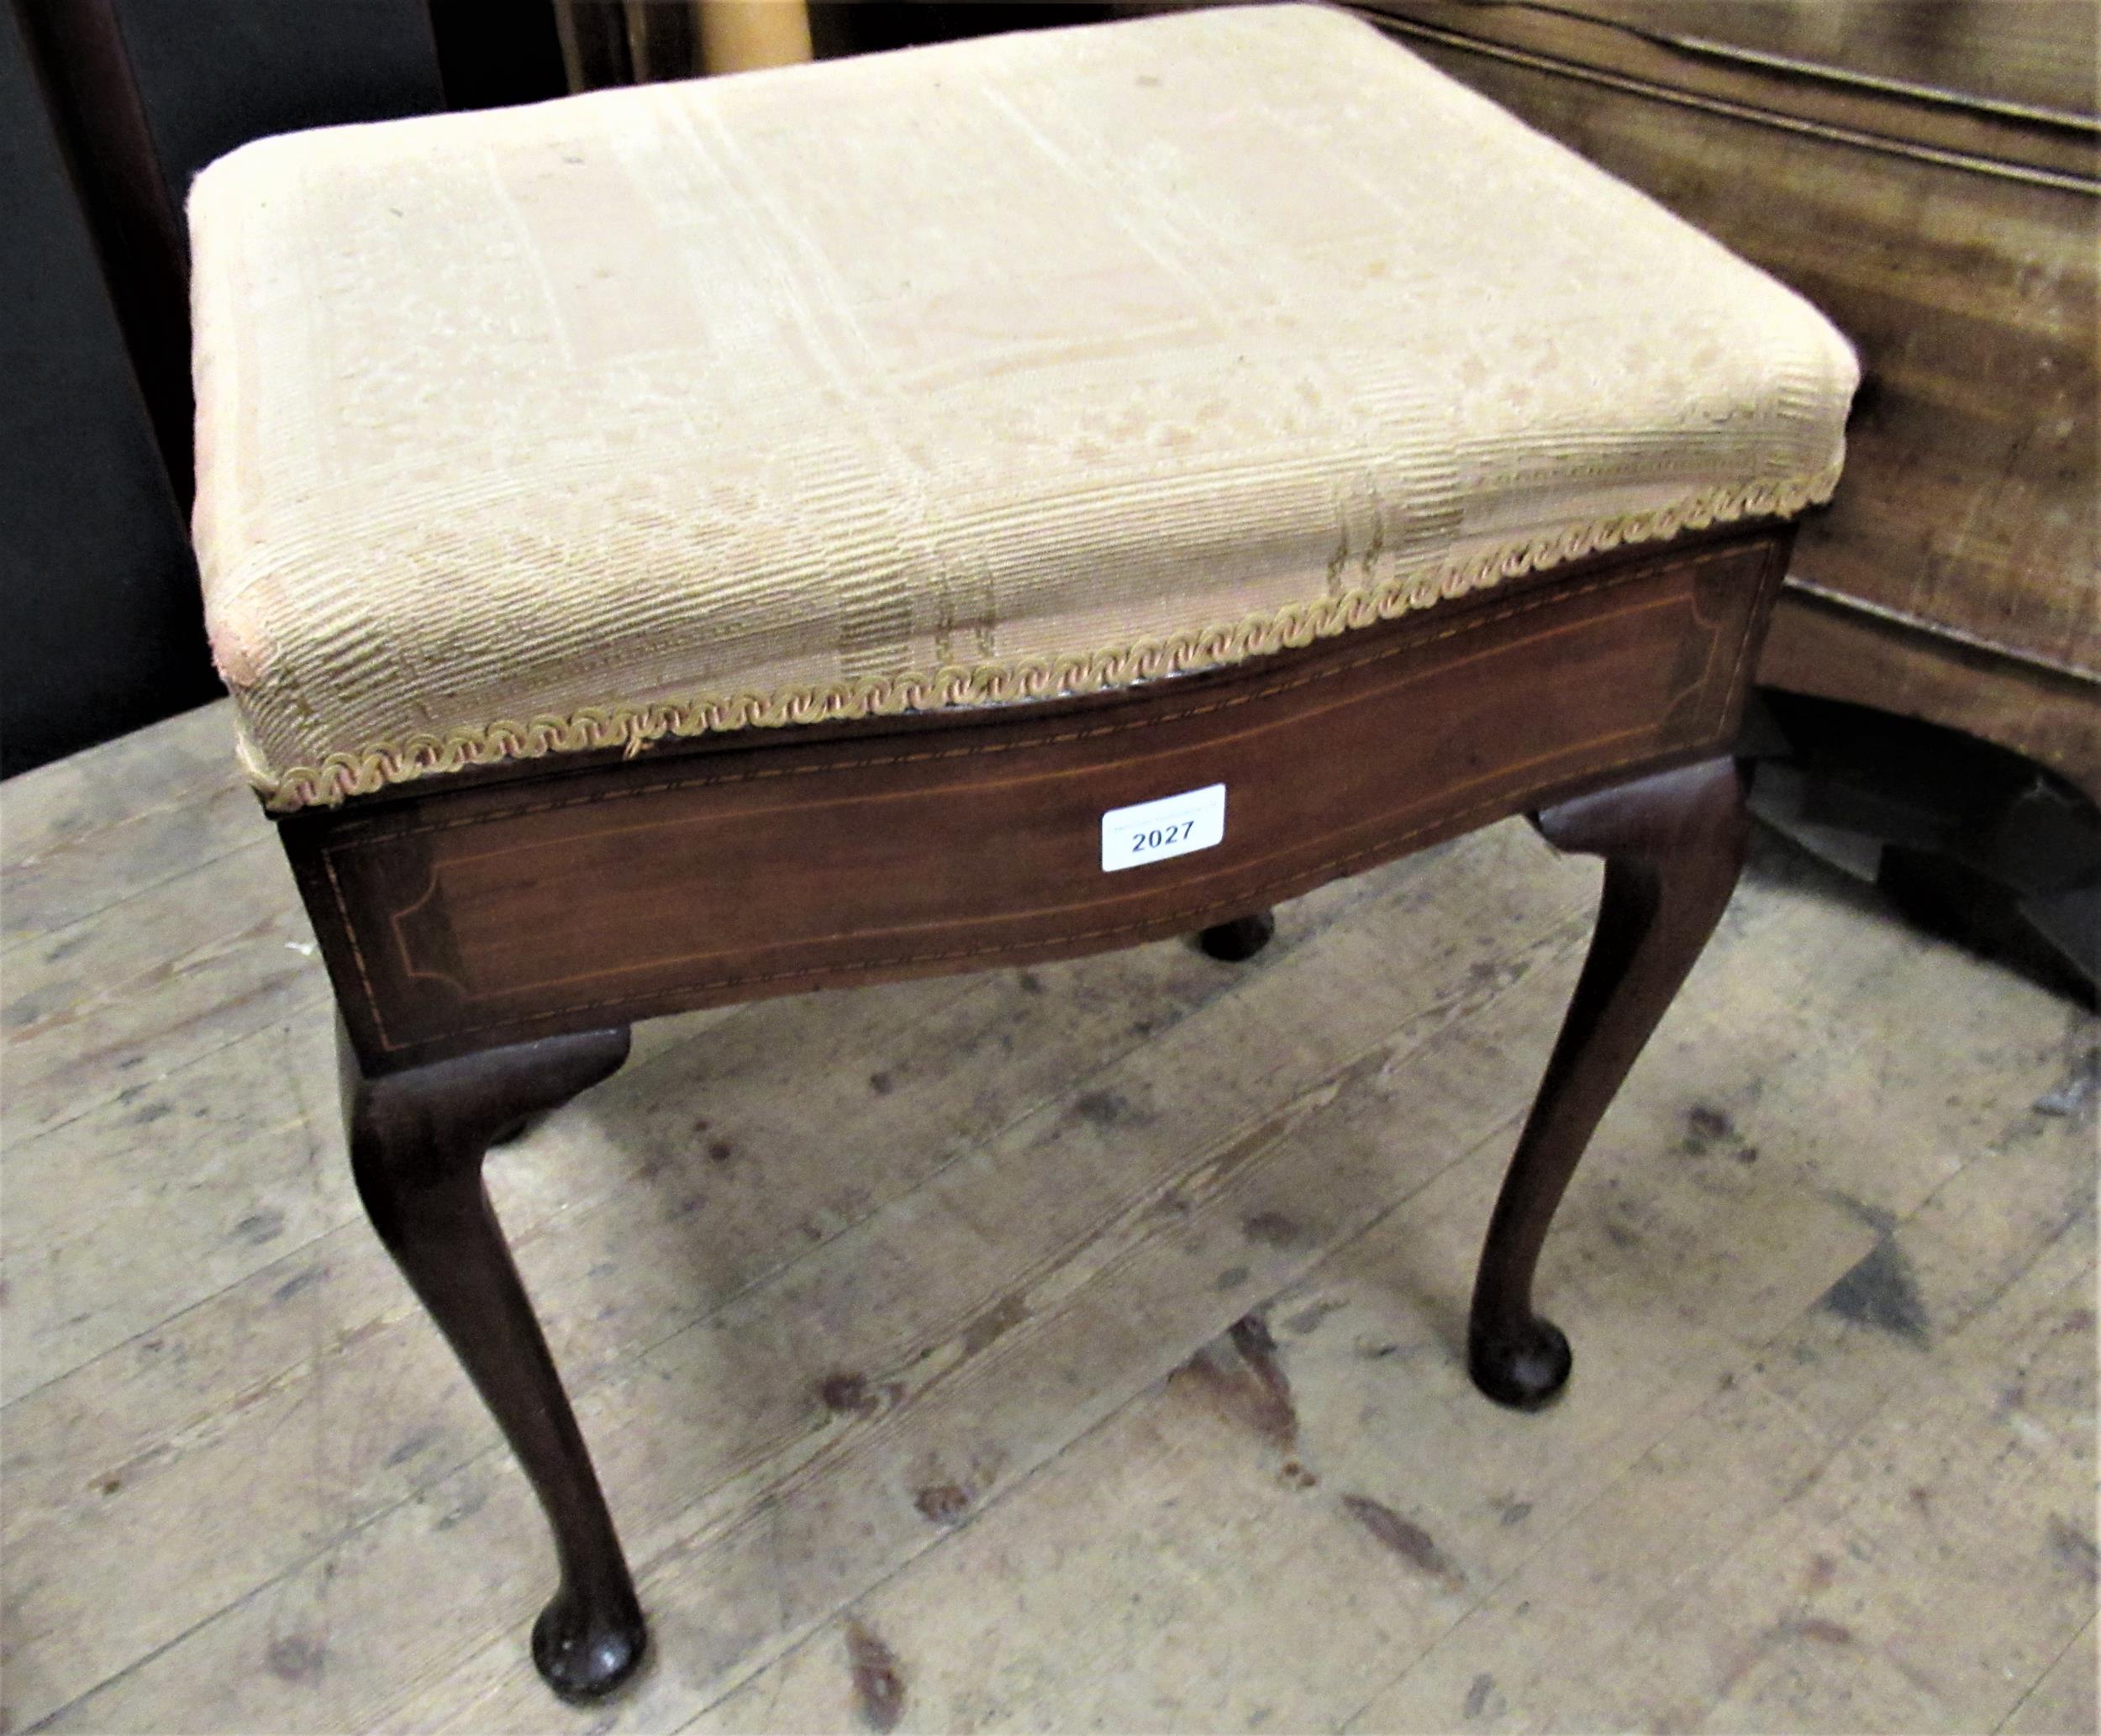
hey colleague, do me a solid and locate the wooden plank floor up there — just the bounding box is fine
[3,699,2094,1735]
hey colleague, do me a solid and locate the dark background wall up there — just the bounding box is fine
[1,5,213,778]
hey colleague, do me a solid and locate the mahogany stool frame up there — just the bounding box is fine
[280,520,1788,1698]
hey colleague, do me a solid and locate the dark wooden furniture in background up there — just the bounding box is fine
[289,522,1790,1697]
[1342,0,2100,807]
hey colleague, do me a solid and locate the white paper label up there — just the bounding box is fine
[1101,783,1226,872]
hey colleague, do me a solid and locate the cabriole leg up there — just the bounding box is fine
[1469,758,1751,1408]
[341,1023,643,1699]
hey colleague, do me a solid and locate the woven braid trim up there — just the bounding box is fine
[251,463,1836,811]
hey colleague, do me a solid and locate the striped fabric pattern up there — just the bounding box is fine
[187,3,1856,809]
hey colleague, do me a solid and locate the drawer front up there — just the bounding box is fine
[296,532,1783,1069]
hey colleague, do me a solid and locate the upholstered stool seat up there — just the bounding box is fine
[188,3,1851,810]
[188,3,1855,1702]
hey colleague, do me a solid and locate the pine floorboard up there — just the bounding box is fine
[3,699,2093,1734]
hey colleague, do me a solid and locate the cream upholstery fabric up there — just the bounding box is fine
[188,3,1856,810]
